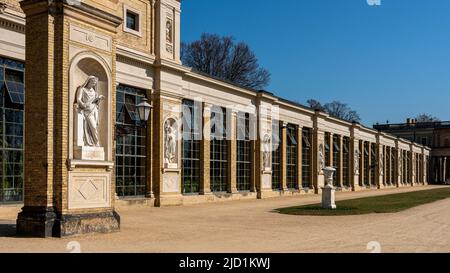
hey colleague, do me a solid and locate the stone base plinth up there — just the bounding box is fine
[56,211,120,237]
[16,206,58,238]
[321,185,336,210]
[17,207,120,238]
[74,146,105,161]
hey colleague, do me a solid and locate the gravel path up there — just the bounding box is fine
[0,186,448,253]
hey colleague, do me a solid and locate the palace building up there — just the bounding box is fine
[0,0,430,237]
[374,119,450,184]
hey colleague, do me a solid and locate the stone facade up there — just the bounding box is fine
[375,119,450,184]
[0,0,432,237]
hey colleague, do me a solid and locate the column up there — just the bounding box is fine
[444,157,448,182]
[312,128,325,193]
[250,113,257,193]
[297,126,303,190]
[338,135,344,187]
[368,142,372,186]
[410,151,415,187]
[377,144,385,189]
[146,103,154,198]
[228,110,237,193]
[360,141,365,187]
[280,122,288,191]
[17,0,121,237]
[328,133,333,167]
[350,137,359,191]
[200,103,212,195]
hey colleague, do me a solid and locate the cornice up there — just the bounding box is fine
[0,18,24,33]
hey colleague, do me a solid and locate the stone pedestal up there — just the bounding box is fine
[321,184,337,210]
[74,146,105,161]
[321,167,337,210]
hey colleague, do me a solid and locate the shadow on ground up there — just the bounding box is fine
[0,222,16,237]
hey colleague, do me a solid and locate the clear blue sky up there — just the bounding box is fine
[181,0,450,127]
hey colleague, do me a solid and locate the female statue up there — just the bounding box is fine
[75,76,105,147]
[263,134,271,169]
[164,120,177,164]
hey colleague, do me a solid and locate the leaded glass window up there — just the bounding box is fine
[115,84,147,197]
[325,132,331,167]
[364,142,369,186]
[302,128,312,188]
[210,107,228,192]
[182,99,201,194]
[286,124,298,189]
[386,147,391,185]
[343,137,350,187]
[332,135,340,186]
[0,57,25,203]
[371,143,377,186]
[237,112,251,191]
[272,120,281,190]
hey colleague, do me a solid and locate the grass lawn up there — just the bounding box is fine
[276,187,450,216]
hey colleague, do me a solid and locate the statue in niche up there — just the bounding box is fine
[75,76,105,147]
[164,119,177,165]
[319,144,325,172]
[166,19,173,43]
[354,149,360,175]
[263,134,271,170]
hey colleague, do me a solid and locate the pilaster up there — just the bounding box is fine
[228,110,238,194]
[200,102,212,195]
[297,126,303,189]
[280,121,288,191]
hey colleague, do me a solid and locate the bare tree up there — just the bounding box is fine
[181,33,271,90]
[307,99,325,111]
[307,99,361,123]
[415,113,440,123]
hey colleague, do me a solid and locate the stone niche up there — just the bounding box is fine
[67,50,114,210]
[70,53,112,162]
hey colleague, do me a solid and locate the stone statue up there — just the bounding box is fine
[164,119,177,165]
[319,144,325,172]
[354,149,360,175]
[263,134,271,170]
[75,76,105,147]
[166,20,173,43]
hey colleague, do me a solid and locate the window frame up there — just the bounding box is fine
[302,128,312,188]
[210,106,228,193]
[123,5,142,37]
[286,124,298,189]
[0,58,25,203]
[272,120,281,190]
[115,84,147,198]
[236,112,251,191]
[181,99,201,194]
